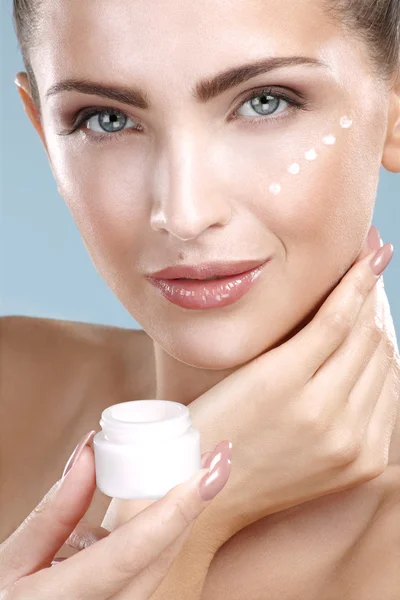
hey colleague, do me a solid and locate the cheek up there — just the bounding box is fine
[48,139,147,273]
[219,111,380,256]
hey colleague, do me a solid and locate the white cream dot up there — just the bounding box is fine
[269,183,281,195]
[305,148,317,161]
[323,134,336,145]
[340,116,353,128]
[288,163,300,175]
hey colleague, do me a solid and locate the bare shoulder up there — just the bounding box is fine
[0,314,154,402]
[0,315,155,542]
[0,315,155,436]
[0,313,149,360]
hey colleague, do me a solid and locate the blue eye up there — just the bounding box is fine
[84,109,141,134]
[58,86,308,144]
[57,107,142,144]
[237,91,289,117]
[231,87,307,127]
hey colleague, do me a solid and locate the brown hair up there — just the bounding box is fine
[13,0,400,117]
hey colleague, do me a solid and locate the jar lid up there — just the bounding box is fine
[99,400,191,442]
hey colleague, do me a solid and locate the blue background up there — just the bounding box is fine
[1,1,399,334]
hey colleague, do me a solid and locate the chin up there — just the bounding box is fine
[168,346,255,370]
[152,318,276,370]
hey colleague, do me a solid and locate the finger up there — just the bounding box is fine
[111,521,194,600]
[65,520,110,551]
[345,280,394,425]
[36,441,232,600]
[64,455,213,554]
[340,361,400,490]
[346,331,394,435]
[278,243,394,383]
[311,283,383,404]
[0,437,96,584]
[365,286,400,470]
[367,357,400,469]
[99,450,215,535]
[201,451,214,469]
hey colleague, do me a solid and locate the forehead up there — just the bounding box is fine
[34,0,353,100]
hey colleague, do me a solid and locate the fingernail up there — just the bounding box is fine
[51,557,67,566]
[202,451,213,469]
[62,430,96,479]
[199,441,232,501]
[370,243,394,276]
[367,226,382,252]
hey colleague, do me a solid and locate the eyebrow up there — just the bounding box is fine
[45,55,328,109]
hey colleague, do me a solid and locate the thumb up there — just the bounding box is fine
[0,432,96,584]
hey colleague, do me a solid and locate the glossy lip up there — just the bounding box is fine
[148,259,268,280]
[146,258,272,310]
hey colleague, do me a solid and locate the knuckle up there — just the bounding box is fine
[173,495,193,530]
[384,339,396,361]
[363,320,384,345]
[300,405,329,437]
[326,429,362,466]
[359,454,388,481]
[322,311,352,340]
[111,536,145,577]
[144,546,175,579]
[352,270,370,300]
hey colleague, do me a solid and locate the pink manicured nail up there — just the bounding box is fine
[370,243,394,276]
[199,440,232,501]
[367,226,382,252]
[62,430,96,479]
[202,451,213,469]
[51,557,67,566]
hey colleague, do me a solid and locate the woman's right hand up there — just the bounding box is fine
[190,225,400,545]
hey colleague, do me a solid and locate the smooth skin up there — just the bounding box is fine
[1,231,398,600]
[99,234,400,600]
[4,0,400,596]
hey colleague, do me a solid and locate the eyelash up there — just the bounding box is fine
[58,86,310,145]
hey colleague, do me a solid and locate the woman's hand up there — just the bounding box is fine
[0,433,231,599]
[189,226,400,545]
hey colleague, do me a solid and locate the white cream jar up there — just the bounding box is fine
[93,400,202,500]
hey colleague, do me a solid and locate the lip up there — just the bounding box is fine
[146,258,272,310]
[148,259,268,280]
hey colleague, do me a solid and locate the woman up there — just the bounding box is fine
[1,0,400,597]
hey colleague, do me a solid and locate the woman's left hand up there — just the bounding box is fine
[0,432,230,599]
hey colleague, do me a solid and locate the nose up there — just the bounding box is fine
[150,145,231,241]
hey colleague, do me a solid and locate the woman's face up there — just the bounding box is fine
[23,0,393,369]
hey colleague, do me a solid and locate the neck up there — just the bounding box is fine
[153,341,235,404]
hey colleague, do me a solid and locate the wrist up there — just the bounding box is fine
[149,517,219,600]
[191,493,239,552]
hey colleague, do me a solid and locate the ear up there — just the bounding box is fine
[14,71,49,154]
[381,70,400,173]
